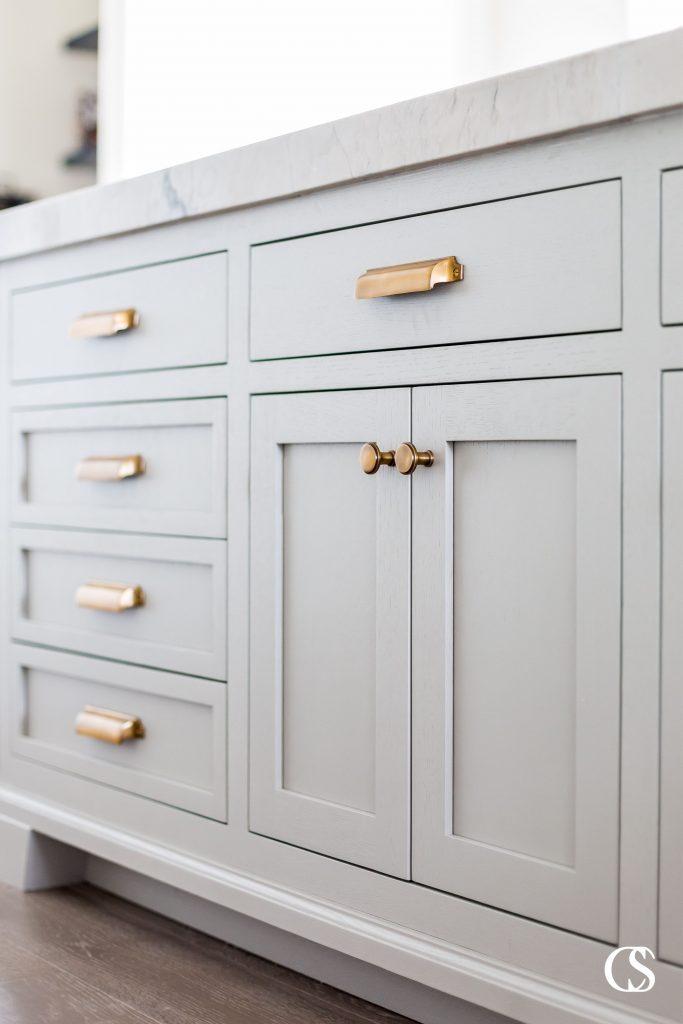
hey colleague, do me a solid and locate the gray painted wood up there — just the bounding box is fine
[661,168,683,325]
[12,398,227,538]
[250,180,621,359]
[659,371,683,966]
[10,646,227,820]
[1,112,683,1024]
[11,528,227,679]
[250,389,411,877]
[411,376,621,941]
[11,251,228,382]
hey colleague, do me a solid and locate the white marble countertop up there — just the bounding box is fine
[1,28,682,263]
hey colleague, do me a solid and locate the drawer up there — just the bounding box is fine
[662,168,683,325]
[12,529,226,679]
[11,251,228,382]
[251,180,621,359]
[12,398,227,538]
[9,645,226,820]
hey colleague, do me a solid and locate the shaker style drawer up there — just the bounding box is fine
[11,251,228,382]
[12,529,226,679]
[10,645,226,820]
[662,168,683,325]
[250,180,621,359]
[12,398,227,538]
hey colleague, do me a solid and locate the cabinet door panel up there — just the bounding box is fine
[250,389,410,876]
[412,376,621,940]
[660,371,683,966]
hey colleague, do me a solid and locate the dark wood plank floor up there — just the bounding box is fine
[0,882,417,1024]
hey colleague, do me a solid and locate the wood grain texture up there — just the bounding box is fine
[0,882,416,1024]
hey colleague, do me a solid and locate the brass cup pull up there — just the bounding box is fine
[76,706,145,745]
[77,455,145,482]
[360,441,395,474]
[355,256,464,299]
[76,580,145,613]
[70,308,139,338]
[395,442,434,475]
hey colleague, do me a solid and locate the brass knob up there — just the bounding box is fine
[395,442,434,475]
[360,441,395,474]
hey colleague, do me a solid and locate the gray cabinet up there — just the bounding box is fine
[249,376,623,939]
[662,168,683,325]
[249,389,411,877]
[411,376,622,941]
[660,371,683,966]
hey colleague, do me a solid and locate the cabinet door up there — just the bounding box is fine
[250,389,411,876]
[412,376,621,940]
[660,371,683,966]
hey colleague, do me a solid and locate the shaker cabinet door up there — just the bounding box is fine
[411,376,621,940]
[250,389,411,877]
[660,371,683,966]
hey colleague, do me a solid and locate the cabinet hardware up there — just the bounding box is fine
[360,441,395,474]
[355,256,464,299]
[70,308,140,338]
[75,580,145,613]
[395,442,434,475]
[75,705,145,745]
[76,455,145,481]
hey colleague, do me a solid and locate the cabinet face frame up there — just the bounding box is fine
[411,375,622,941]
[660,371,683,966]
[249,389,411,877]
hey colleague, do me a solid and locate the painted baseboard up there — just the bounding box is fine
[85,855,511,1024]
[0,813,85,890]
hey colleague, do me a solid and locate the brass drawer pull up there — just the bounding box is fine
[395,442,434,475]
[77,455,145,482]
[76,580,145,613]
[360,441,395,474]
[75,705,145,745]
[355,256,464,299]
[70,308,140,338]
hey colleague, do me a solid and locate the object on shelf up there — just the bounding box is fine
[63,90,97,168]
[0,180,33,209]
[64,26,98,52]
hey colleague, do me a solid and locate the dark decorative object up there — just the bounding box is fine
[65,26,98,52]
[0,184,33,209]
[64,90,97,168]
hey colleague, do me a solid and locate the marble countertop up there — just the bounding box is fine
[1,27,682,263]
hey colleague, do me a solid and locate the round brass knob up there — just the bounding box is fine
[360,441,395,474]
[395,442,434,475]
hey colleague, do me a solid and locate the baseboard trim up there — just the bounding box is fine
[0,789,670,1024]
[0,812,85,890]
[86,855,511,1024]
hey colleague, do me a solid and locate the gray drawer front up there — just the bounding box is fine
[12,399,227,538]
[662,168,683,325]
[250,180,621,360]
[12,529,226,679]
[11,252,228,382]
[10,645,226,820]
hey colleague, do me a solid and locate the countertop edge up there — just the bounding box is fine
[1,27,682,263]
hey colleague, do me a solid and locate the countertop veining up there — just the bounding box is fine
[0,27,682,263]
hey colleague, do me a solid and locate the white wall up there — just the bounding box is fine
[0,0,98,199]
[98,0,683,184]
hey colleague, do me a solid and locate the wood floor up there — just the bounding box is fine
[0,882,416,1024]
